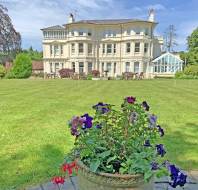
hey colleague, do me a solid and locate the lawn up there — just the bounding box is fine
[0,79,198,190]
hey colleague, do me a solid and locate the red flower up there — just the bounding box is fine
[61,161,78,176]
[52,176,65,185]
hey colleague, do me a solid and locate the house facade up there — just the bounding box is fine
[41,10,164,78]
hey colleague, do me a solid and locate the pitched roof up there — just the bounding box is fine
[32,61,43,70]
[152,52,184,63]
[41,25,64,30]
[65,19,157,25]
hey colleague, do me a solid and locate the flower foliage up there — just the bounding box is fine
[63,97,187,188]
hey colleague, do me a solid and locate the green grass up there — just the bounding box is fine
[0,79,198,189]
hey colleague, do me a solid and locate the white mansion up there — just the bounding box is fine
[41,10,183,78]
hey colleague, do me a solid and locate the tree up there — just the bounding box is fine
[10,53,32,78]
[187,27,198,51]
[180,27,198,65]
[164,25,178,52]
[0,4,21,54]
[22,47,43,61]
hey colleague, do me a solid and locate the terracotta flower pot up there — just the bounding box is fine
[77,160,154,190]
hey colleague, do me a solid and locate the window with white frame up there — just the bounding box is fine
[50,63,53,73]
[88,62,92,73]
[72,62,75,72]
[145,28,149,36]
[125,62,130,72]
[79,62,84,73]
[88,30,92,36]
[102,62,104,72]
[144,43,149,54]
[126,43,131,53]
[70,30,75,36]
[61,45,63,55]
[113,44,116,53]
[102,44,105,54]
[88,43,92,54]
[50,45,53,55]
[78,43,84,53]
[107,62,111,72]
[135,42,140,53]
[135,28,140,35]
[107,44,112,54]
[55,63,59,74]
[134,62,140,73]
[79,30,84,36]
[54,45,59,55]
[126,28,131,36]
[114,62,116,73]
[71,43,75,54]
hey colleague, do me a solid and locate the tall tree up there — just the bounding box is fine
[164,25,178,52]
[0,4,21,54]
[187,27,198,51]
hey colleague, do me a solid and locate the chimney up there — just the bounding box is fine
[148,9,155,22]
[68,13,75,23]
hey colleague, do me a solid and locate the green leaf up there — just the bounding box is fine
[144,170,153,182]
[107,156,117,164]
[98,150,111,159]
[90,159,100,172]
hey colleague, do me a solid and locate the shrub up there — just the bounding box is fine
[92,70,100,77]
[175,71,184,78]
[59,68,73,78]
[8,53,32,78]
[0,64,6,78]
[184,65,198,76]
[87,74,92,80]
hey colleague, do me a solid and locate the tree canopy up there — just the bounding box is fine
[8,53,32,78]
[187,27,198,51]
[180,27,198,65]
[0,4,21,53]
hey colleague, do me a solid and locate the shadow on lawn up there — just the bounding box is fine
[163,122,198,171]
[0,144,65,189]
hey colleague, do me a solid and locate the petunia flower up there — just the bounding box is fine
[126,96,136,104]
[81,113,93,128]
[156,125,164,137]
[156,144,166,157]
[168,164,187,188]
[151,162,159,170]
[142,101,150,111]
[93,102,109,114]
[144,140,151,147]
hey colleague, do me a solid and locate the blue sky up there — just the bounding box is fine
[1,0,198,51]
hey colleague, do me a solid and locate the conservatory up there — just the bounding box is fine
[152,52,183,76]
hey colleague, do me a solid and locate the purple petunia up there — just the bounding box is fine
[157,125,165,137]
[93,102,109,114]
[129,112,138,124]
[156,144,166,157]
[151,162,159,170]
[81,113,93,129]
[142,101,150,111]
[69,116,85,136]
[144,140,151,147]
[126,96,136,104]
[95,124,102,129]
[168,164,187,188]
[149,114,157,125]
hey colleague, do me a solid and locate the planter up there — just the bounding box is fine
[77,160,153,190]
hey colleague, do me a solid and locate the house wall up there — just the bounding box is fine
[42,22,163,78]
